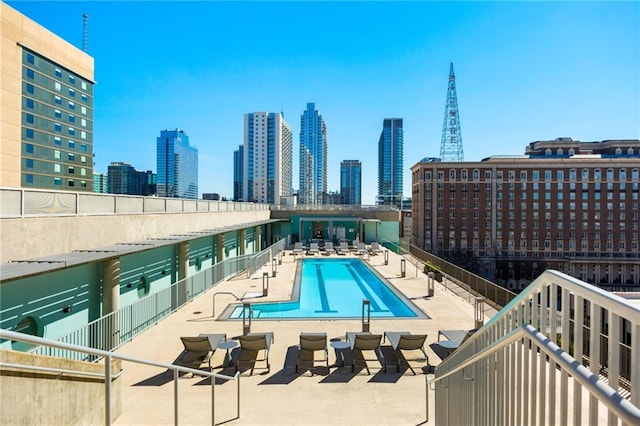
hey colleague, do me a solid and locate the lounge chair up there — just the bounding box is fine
[236,332,274,375]
[356,242,368,256]
[323,241,334,255]
[308,242,319,255]
[337,241,349,255]
[295,332,329,374]
[370,242,383,254]
[292,242,304,255]
[346,332,384,374]
[178,336,215,372]
[437,330,473,356]
[384,331,428,375]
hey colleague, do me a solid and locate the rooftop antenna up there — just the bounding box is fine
[439,62,464,161]
[82,13,89,52]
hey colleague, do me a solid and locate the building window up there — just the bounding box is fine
[69,88,75,97]
[26,53,35,64]
[69,75,75,84]
[26,98,34,109]
[25,174,34,183]
[55,82,61,91]
[25,114,34,124]
[81,94,88,102]
[25,159,34,168]
[54,177,61,186]
[54,136,61,145]
[25,144,34,153]
[26,68,34,79]
[26,83,34,94]
[54,123,61,132]
[26,129,34,138]
[55,109,62,118]
[69,101,75,110]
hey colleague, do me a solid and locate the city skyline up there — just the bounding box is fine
[6,1,638,203]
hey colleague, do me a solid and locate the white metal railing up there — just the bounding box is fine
[247,238,286,278]
[32,241,284,360]
[432,269,640,425]
[0,187,268,218]
[0,329,240,425]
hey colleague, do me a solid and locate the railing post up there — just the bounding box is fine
[272,258,277,277]
[427,272,435,297]
[105,354,112,425]
[384,250,389,265]
[278,251,282,265]
[362,299,370,332]
[474,297,485,330]
[262,272,269,296]
[242,302,252,335]
[400,259,406,278]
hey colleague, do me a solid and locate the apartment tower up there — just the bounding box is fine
[411,138,640,291]
[1,2,95,191]
[156,129,198,199]
[340,160,362,205]
[243,112,292,204]
[377,118,404,207]
[299,102,327,205]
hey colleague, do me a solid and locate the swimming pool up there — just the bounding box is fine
[225,258,426,319]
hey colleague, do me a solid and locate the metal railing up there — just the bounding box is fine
[32,241,283,360]
[247,238,285,278]
[0,187,268,218]
[0,329,240,425]
[432,269,640,425]
[409,243,517,311]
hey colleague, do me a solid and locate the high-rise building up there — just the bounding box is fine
[411,138,640,291]
[233,145,244,201]
[156,129,198,199]
[107,162,156,196]
[243,112,292,204]
[340,160,362,205]
[377,118,404,207]
[93,172,108,193]
[299,102,327,205]
[1,2,95,191]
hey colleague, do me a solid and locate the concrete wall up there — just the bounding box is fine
[0,349,121,425]
[0,210,270,263]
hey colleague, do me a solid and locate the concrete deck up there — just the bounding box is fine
[113,249,486,425]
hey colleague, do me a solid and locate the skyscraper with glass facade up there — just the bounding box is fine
[377,118,404,207]
[340,160,362,205]
[1,2,95,191]
[299,102,327,205]
[233,145,244,201]
[156,129,198,199]
[243,112,292,204]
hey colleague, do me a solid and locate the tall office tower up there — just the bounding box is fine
[412,137,640,291]
[156,129,198,199]
[340,160,362,205]
[243,112,292,204]
[377,118,404,207]
[1,2,95,191]
[233,145,244,201]
[107,162,156,196]
[299,102,327,205]
[440,62,464,162]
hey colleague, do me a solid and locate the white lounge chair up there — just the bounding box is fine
[308,242,319,255]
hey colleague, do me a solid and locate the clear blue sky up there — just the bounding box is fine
[8,1,639,203]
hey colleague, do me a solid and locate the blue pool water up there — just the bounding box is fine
[227,258,423,319]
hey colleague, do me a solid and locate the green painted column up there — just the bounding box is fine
[240,229,246,255]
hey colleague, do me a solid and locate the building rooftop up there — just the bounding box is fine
[112,249,483,425]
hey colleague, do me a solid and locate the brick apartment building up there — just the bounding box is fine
[411,138,640,291]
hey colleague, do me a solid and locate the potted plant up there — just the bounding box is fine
[424,261,443,282]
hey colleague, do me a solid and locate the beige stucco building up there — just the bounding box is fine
[1,2,94,190]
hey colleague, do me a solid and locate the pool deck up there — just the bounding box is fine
[113,249,487,425]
